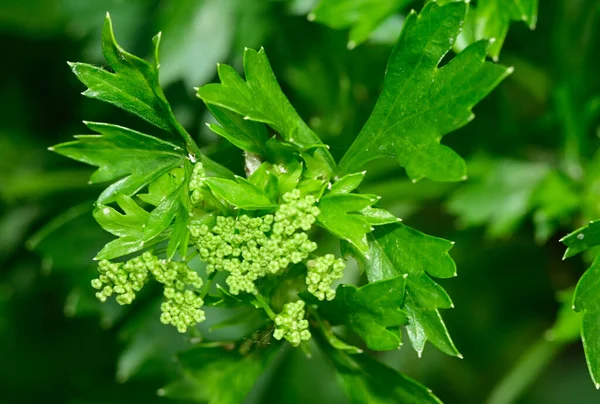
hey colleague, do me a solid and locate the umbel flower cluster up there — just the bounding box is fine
[92,165,347,338]
[189,189,338,297]
[92,252,205,333]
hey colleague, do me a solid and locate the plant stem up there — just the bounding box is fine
[199,271,216,299]
[486,337,563,404]
[254,292,277,321]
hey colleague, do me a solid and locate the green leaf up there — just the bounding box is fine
[143,163,192,259]
[351,223,460,357]
[456,0,539,60]
[137,169,184,206]
[68,13,176,132]
[329,172,366,195]
[197,47,335,174]
[338,2,511,181]
[320,275,408,351]
[569,254,600,389]
[322,345,442,404]
[561,220,600,259]
[309,0,414,49]
[157,0,235,88]
[446,159,550,238]
[206,104,269,155]
[359,206,399,226]
[317,193,379,254]
[93,194,150,260]
[205,176,276,210]
[545,288,581,344]
[160,347,276,403]
[51,122,186,204]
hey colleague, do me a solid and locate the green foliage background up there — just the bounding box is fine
[0,0,599,403]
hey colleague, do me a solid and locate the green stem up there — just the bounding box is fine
[170,117,202,158]
[486,337,563,404]
[254,292,277,321]
[199,271,216,299]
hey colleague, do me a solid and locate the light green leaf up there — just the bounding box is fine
[137,169,184,206]
[446,159,550,238]
[329,172,366,195]
[351,223,460,357]
[206,104,269,155]
[51,122,185,204]
[93,194,150,260]
[456,0,539,60]
[68,13,176,132]
[317,193,379,254]
[160,347,276,404]
[309,0,414,49]
[197,47,335,175]
[359,206,399,226]
[338,2,511,181]
[143,164,192,260]
[320,275,408,351]
[561,220,600,259]
[205,176,276,210]
[323,345,442,404]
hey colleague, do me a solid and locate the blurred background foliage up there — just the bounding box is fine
[1,0,599,403]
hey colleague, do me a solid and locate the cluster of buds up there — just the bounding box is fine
[189,161,206,205]
[92,252,205,333]
[92,252,155,305]
[306,254,345,301]
[273,300,311,346]
[189,190,320,295]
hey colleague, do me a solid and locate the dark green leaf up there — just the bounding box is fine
[446,159,550,238]
[352,223,460,357]
[51,122,185,204]
[338,2,511,181]
[160,346,276,403]
[322,344,442,404]
[69,13,177,132]
[206,104,269,155]
[321,275,408,350]
[545,288,581,344]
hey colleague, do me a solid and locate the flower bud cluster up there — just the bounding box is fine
[92,252,155,305]
[306,254,345,301]
[189,190,320,295]
[273,300,311,346]
[92,252,205,333]
[189,162,206,204]
[152,261,205,333]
